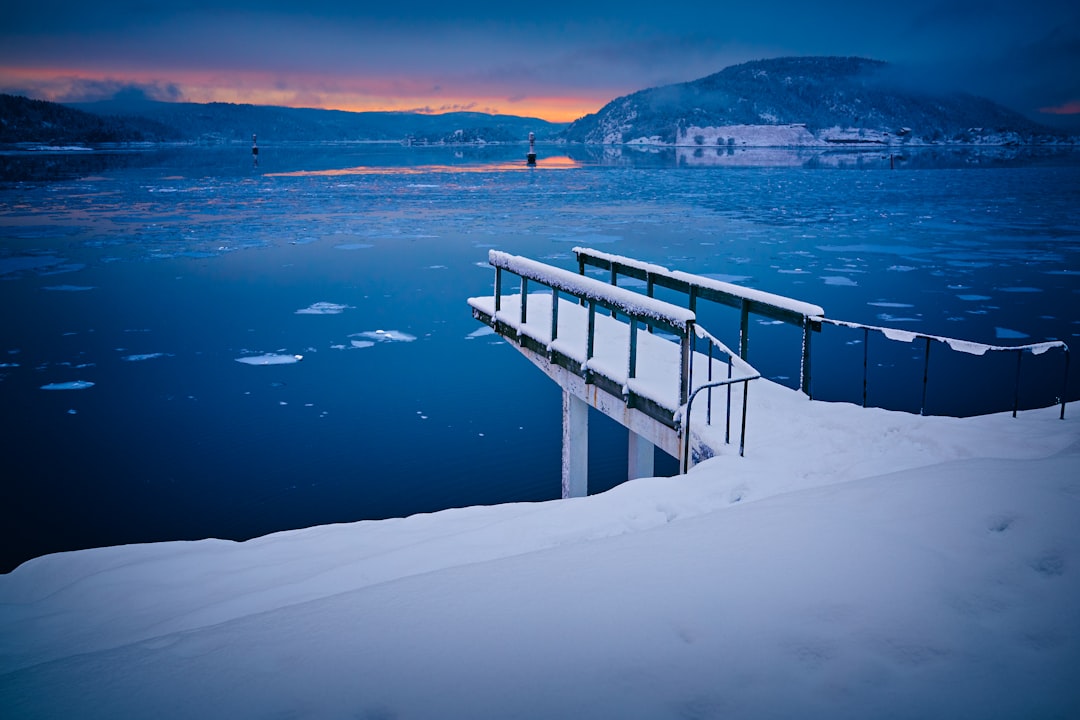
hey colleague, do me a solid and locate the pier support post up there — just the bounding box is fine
[562,390,588,498]
[627,431,655,480]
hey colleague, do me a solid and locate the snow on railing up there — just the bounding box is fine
[487,249,697,409]
[573,246,1069,420]
[491,250,695,331]
[814,317,1070,419]
[574,246,822,392]
[482,251,766,464]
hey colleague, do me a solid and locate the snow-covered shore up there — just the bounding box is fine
[1,380,1078,718]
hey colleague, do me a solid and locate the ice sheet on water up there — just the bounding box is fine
[43,285,95,292]
[551,233,621,244]
[822,276,858,287]
[0,256,65,276]
[40,380,95,390]
[349,340,375,349]
[957,295,991,301]
[351,330,417,343]
[235,354,304,365]
[818,244,933,256]
[121,353,172,362]
[995,327,1030,340]
[296,302,352,315]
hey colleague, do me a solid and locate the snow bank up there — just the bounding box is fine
[1,382,1077,718]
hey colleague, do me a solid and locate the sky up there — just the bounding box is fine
[1,1,1079,124]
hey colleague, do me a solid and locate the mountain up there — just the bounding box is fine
[0,94,178,144]
[563,56,1069,146]
[66,94,565,144]
[0,91,564,146]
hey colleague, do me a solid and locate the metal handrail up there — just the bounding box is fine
[813,316,1071,419]
[488,250,697,409]
[574,246,822,393]
[680,324,761,471]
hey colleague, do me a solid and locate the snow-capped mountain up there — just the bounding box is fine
[564,56,1068,146]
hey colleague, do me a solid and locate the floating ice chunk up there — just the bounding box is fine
[43,285,95,292]
[235,354,304,365]
[821,276,858,287]
[350,340,376,349]
[121,353,171,362]
[888,265,916,272]
[465,327,496,340]
[868,302,914,308]
[995,327,1030,340]
[351,330,417,343]
[296,302,352,315]
[703,273,751,284]
[41,380,95,390]
[0,362,19,368]
[957,295,991,301]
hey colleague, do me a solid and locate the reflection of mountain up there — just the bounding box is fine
[564,144,1080,169]
[564,56,1071,146]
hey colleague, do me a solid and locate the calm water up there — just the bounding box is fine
[2,143,1078,572]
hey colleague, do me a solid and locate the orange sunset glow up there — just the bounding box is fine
[0,66,606,123]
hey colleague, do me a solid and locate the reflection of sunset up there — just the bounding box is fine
[268,157,583,177]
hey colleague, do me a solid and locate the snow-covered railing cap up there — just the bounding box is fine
[489,250,697,331]
[573,246,825,322]
[815,317,1069,357]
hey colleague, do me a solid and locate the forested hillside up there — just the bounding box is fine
[0,94,178,144]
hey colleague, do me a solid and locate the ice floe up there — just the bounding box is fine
[351,330,417,343]
[235,354,304,365]
[995,327,1030,340]
[821,276,858,286]
[465,327,496,340]
[349,340,376,349]
[40,380,95,390]
[296,302,352,315]
[121,353,172,362]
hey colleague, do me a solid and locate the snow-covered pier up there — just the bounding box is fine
[469,250,763,496]
[470,248,1071,497]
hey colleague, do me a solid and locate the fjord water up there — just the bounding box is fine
[2,143,1078,572]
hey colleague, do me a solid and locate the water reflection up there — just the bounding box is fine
[267,155,582,177]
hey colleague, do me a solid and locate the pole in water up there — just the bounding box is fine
[251,133,259,167]
[527,131,536,166]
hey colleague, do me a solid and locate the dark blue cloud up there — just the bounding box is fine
[2,0,1077,122]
